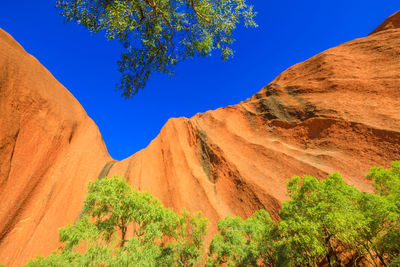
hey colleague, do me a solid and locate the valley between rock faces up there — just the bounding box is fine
[1,11,400,267]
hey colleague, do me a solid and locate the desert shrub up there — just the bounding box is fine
[26,176,208,267]
[207,209,278,266]
[207,161,400,267]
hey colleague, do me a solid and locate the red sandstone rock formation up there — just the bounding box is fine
[0,29,111,266]
[1,11,400,266]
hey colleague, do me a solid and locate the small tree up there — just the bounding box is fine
[279,173,365,266]
[26,176,208,266]
[176,211,209,266]
[359,161,400,266]
[207,209,278,267]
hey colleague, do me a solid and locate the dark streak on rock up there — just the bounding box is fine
[75,160,117,221]
[1,129,20,190]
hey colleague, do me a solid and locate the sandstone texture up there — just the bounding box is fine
[0,29,111,266]
[1,11,400,266]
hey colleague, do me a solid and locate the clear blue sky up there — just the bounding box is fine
[0,1,398,160]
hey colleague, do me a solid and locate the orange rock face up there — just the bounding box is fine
[0,29,111,266]
[1,12,400,266]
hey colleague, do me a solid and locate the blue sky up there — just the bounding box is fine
[0,1,398,160]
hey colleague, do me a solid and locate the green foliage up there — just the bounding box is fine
[279,173,365,266]
[207,162,400,266]
[81,176,180,248]
[361,161,400,266]
[367,161,400,199]
[176,211,209,265]
[24,162,400,267]
[56,0,257,97]
[26,176,208,266]
[207,210,278,266]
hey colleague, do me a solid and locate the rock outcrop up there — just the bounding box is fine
[0,29,111,266]
[1,11,400,266]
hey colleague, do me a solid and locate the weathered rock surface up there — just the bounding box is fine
[0,29,111,266]
[109,9,400,229]
[370,10,400,35]
[1,11,400,266]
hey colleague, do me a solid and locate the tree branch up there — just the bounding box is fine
[190,0,211,24]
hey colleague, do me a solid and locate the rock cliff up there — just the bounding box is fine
[1,11,399,267]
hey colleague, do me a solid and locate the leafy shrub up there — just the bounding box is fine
[26,176,208,266]
[207,161,400,266]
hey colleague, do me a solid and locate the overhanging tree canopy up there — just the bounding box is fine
[56,0,257,97]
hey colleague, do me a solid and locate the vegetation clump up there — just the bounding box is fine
[56,0,257,97]
[26,176,208,266]
[26,161,400,266]
[207,162,400,266]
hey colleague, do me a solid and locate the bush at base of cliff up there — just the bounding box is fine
[207,161,400,267]
[206,209,278,267]
[25,176,208,267]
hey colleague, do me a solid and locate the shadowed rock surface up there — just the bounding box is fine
[370,10,400,35]
[1,11,400,266]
